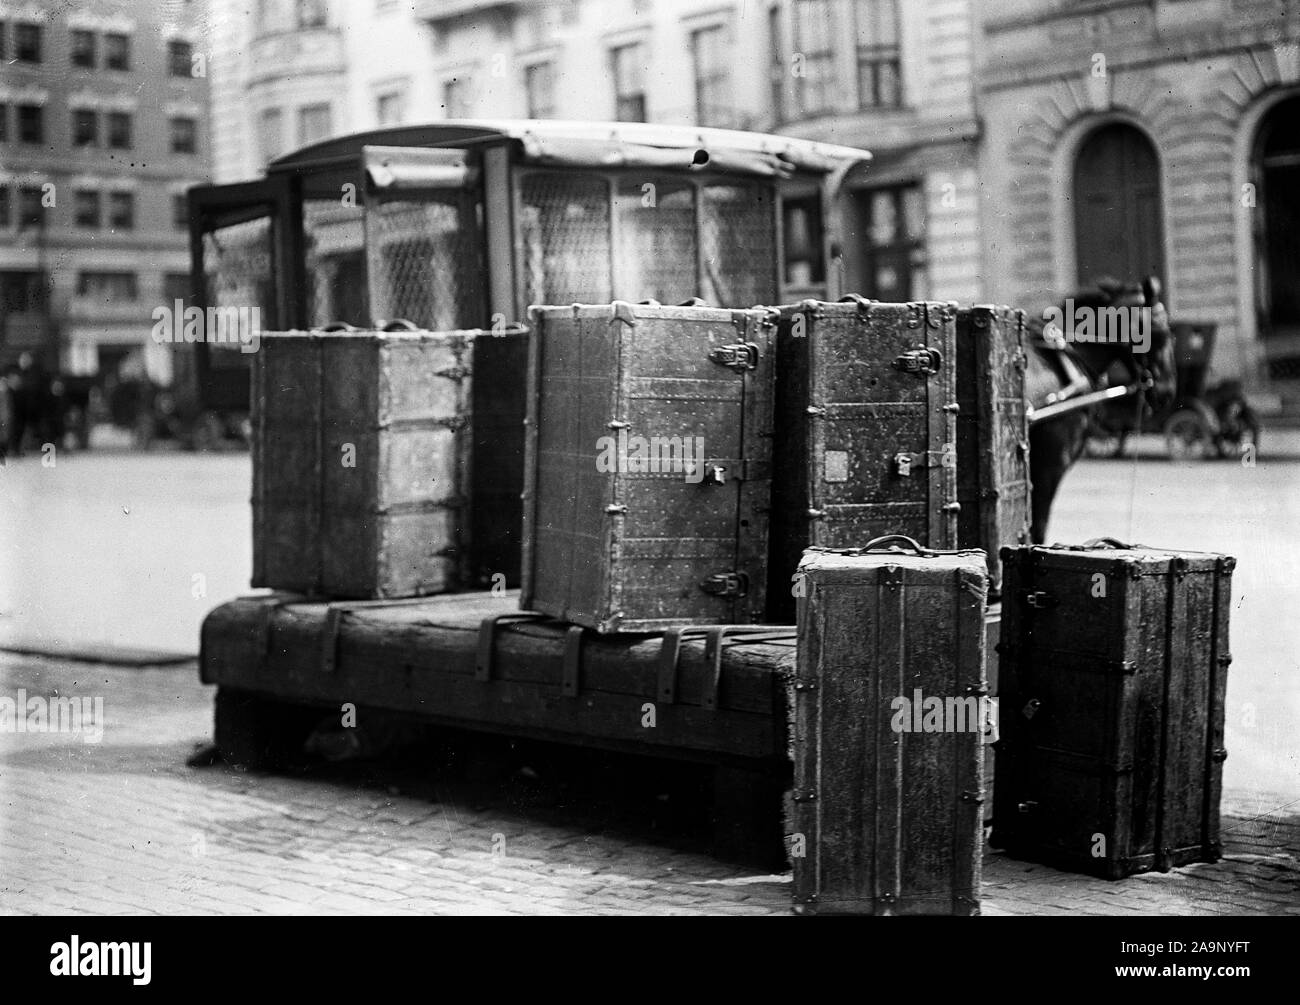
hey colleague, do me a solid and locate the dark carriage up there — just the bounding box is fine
[1085,320,1260,459]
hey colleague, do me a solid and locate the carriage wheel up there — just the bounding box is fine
[1164,409,1212,460]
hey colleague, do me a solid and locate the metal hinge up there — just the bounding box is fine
[891,347,942,375]
[699,571,749,598]
[707,342,758,371]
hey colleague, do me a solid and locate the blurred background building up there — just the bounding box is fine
[5,0,1293,418]
[978,0,1300,420]
[0,0,212,385]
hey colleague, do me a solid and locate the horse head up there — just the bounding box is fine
[1055,275,1177,413]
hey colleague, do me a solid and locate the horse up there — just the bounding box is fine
[1025,277,1178,543]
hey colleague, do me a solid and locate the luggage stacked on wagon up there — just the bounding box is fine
[522,301,776,632]
[250,323,527,598]
[792,537,989,915]
[992,539,1235,878]
[953,306,1032,593]
[766,298,1032,621]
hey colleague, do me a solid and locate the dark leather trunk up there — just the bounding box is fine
[522,303,775,633]
[992,541,1235,879]
[954,306,1031,593]
[767,299,959,622]
[792,541,988,915]
[251,328,526,598]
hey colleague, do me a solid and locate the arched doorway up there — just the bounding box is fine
[1252,95,1300,379]
[1073,123,1165,287]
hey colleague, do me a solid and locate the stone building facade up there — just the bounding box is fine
[976,0,1300,411]
[205,0,1299,408]
[0,0,211,382]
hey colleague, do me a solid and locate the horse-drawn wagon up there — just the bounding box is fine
[1083,319,1260,460]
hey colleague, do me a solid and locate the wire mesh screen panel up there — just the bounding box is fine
[701,182,778,307]
[303,198,367,327]
[366,195,486,330]
[202,217,275,372]
[520,172,612,306]
[613,177,698,302]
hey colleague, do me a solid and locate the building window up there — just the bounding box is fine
[78,272,139,301]
[109,192,135,230]
[14,22,40,63]
[1,272,51,313]
[1254,95,1300,375]
[1073,123,1164,288]
[0,103,7,142]
[297,0,328,29]
[376,90,405,125]
[793,0,835,116]
[75,190,101,228]
[691,26,729,128]
[104,33,130,71]
[170,116,198,153]
[18,186,45,229]
[259,108,283,164]
[611,43,647,122]
[442,78,470,119]
[858,183,926,300]
[73,109,98,147]
[71,29,96,68]
[0,187,10,227]
[854,0,901,108]
[296,103,331,146]
[524,62,555,119]
[163,272,192,306]
[0,23,5,62]
[17,104,44,144]
[172,193,189,229]
[107,111,132,149]
[168,40,193,77]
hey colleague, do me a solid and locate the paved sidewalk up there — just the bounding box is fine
[1,653,1296,916]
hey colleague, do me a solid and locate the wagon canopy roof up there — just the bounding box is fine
[269,119,872,179]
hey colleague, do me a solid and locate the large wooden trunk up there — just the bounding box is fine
[200,591,793,766]
[522,302,775,633]
[767,299,959,622]
[992,540,1235,879]
[954,306,1031,593]
[792,538,988,915]
[251,328,527,598]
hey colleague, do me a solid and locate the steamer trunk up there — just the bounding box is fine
[792,540,988,915]
[954,306,1031,593]
[992,541,1235,879]
[768,299,959,622]
[251,328,527,598]
[522,303,775,633]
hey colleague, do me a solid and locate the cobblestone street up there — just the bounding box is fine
[2,448,1298,915]
[1,650,1297,916]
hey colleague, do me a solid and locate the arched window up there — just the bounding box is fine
[1072,123,1165,287]
[1252,95,1300,371]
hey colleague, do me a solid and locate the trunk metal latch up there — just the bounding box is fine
[707,342,759,371]
[700,572,749,598]
[891,347,942,375]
